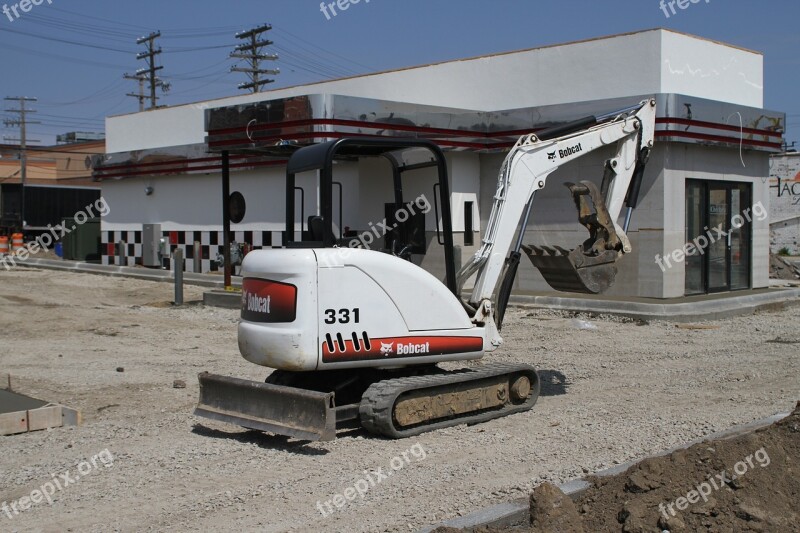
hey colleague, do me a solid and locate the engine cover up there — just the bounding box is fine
[237,248,486,371]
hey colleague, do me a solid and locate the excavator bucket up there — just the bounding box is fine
[522,179,622,294]
[194,373,337,441]
[522,245,618,294]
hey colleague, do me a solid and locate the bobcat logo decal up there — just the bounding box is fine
[547,151,557,161]
[380,342,394,356]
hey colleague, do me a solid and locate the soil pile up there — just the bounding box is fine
[770,253,800,280]
[442,401,799,532]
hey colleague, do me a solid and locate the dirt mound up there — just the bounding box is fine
[466,402,800,532]
[770,253,800,280]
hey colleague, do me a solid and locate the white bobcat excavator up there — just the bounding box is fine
[195,99,656,440]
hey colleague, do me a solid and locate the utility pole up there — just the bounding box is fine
[230,24,279,93]
[133,31,170,109]
[124,72,147,112]
[3,96,39,231]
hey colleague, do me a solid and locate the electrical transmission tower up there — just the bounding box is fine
[3,96,39,230]
[129,31,170,109]
[230,24,279,93]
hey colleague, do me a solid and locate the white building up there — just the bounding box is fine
[95,29,785,298]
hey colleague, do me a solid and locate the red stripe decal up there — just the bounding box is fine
[322,335,483,363]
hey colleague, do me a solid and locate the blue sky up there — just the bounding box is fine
[1,0,798,146]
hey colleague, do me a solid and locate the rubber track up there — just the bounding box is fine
[359,362,539,439]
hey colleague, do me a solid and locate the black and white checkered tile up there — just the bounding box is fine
[101,230,285,272]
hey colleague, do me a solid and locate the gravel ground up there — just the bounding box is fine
[0,268,798,532]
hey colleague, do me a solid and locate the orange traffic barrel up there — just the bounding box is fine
[0,236,8,255]
[11,233,24,253]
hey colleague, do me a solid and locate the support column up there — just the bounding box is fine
[222,151,232,288]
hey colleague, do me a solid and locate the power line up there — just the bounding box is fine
[164,44,233,54]
[44,5,244,35]
[165,71,236,97]
[271,25,375,73]
[38,80,127,107]
[163,58,233,81]
[23,12,139,43]
[0,41,132,71]
[0,25,135,53]
[273,45,356,79]
[34,112,106,122]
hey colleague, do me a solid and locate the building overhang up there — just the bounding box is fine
[92,93,784,181]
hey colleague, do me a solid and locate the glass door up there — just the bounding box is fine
[685,182,706,295]
[707,186,730,293]
[685,180,752,295]
[729,185,752,290]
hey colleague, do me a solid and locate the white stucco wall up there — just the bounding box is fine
[660,31,763,109]
[661,144,771,297]
[102,153,475,233]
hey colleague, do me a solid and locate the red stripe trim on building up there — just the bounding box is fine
[97,117,783,179]
[95,158,288,180]
[96,152,258,172]
[654,130,782,150]
[208,117,783,144]
[656,117,783,139]
[208,117,538,140]
[209,131,503,151]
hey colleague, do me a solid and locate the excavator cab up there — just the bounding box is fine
[283,137,459,294]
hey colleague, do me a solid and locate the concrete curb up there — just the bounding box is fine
[12,257,241,289]
[203,289,242,309]
[509,288,800,322]
[13,257,800,321]
[416,412,791,532]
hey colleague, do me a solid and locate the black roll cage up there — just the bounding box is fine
[284,138,457,295]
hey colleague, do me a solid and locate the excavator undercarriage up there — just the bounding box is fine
[198,363,539,441]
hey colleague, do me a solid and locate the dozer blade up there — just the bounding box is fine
[195,373,337,441]
[522,244,618,294]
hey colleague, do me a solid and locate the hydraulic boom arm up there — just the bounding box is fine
[458,99,656,325]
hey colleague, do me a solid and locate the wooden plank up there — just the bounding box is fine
[61,406,82,427]
[28,406,64,432]
[0,410,28,436]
